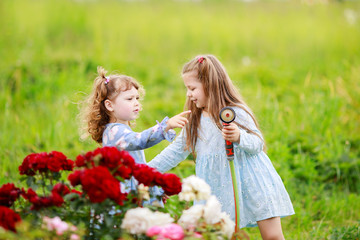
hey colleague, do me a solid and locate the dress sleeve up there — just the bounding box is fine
[148,129,190,173]
[233,107,264,155]
[103,117,176,151]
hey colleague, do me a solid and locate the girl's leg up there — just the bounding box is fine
[257,217,285,240]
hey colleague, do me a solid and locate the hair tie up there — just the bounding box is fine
[197,57,205,63]
[104,76,110,85]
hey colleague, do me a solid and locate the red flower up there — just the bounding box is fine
[81,166,116,203]
[18,153,37,176]
[50,192,64,207]
[133,164,158,186]
[96,147,121,169]
[75,154,86,167]
[0,183,21,207]
[68,170,84,186]
[158,173,182,196]
[21,188,64,210]
[52,183,70,196]
[47,158,63,172]
[19,151,74,175]
[21,188,38,202]
[0,206,21,232]
[75,166,127,205]
[70,189,82,195]
[114,151,135,179]
[75,147,135,180]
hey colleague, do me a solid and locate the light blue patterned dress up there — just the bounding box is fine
[102,117,176,206]
[148,107,295,228]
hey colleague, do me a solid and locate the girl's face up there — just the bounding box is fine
[105,86,141,125]
[183,71,207,110]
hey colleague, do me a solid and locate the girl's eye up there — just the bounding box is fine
[136,97,140,100]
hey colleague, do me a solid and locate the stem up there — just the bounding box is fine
[41,172,46,195]
[49,174,53,186]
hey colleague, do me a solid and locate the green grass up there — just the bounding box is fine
[1,0,360,239]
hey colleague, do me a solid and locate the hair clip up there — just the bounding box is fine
[197,57,205,63]
[104,77,110,85]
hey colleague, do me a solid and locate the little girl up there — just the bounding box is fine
[81,66,190,205]
[148,55,295,240]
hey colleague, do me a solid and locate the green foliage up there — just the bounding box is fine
[0,0,360,239]
[329,222,360,240]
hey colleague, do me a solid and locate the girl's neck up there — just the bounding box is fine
[202,110,209,117]
[110,117,129,126]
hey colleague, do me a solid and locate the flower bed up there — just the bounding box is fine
[0,147,240,239]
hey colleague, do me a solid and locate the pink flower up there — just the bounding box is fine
[70,234,80,240]
[146,226,162,237]
[193,232,203,238]
[162,224,185,240]
[43,216,69,235]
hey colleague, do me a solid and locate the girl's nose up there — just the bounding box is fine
[186,90,191,97]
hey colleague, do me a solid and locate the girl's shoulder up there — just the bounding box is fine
[231,104,253,118]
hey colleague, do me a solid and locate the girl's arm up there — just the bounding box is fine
[148,130,190,173]
[232,107,264,155]
[103,117,176,151]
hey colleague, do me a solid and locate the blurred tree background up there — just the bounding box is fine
[0,0,359,239]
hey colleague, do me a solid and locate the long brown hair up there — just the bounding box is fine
[182,55,265,154]
[80,66,144,143]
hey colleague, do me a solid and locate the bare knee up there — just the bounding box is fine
[257,217,285,240]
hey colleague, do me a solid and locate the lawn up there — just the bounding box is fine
[0,0,359,239]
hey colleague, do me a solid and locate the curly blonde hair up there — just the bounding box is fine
[80,66,144,143]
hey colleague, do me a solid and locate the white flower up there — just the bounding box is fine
[149,211,174,226]
[219,212,235,239]
[121,208,153,234]
[121,208,174,234]
[178,205,204,228]
[179,175,211,202]
[203,196,222,224]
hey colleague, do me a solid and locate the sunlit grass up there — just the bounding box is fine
[0,0,359,238]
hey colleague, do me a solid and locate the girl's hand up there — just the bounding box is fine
[221,122,240,143]
[165,110,191,131]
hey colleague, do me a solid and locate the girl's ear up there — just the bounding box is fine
[104,99,113,112]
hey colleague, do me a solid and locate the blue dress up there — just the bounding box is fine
[148,107,295,228]
[102,117,176,206]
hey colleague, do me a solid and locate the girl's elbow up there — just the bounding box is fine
[246,140,264,155]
